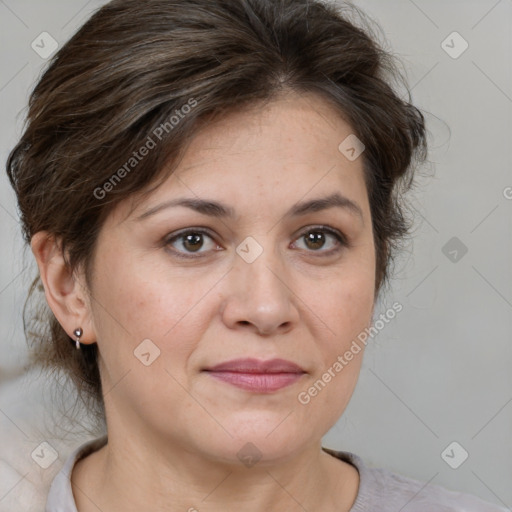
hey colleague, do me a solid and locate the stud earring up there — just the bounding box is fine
[73,327,83,350]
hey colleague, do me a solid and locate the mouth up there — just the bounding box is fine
[202,358,307,393]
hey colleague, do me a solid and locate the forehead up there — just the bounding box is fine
[121,92,370,225]
[179,92,357,171]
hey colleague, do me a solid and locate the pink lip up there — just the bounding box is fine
[203,358,306,393]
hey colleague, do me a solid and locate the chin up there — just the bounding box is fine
[196,416,316,467]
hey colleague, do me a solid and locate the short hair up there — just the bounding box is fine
[6,0,427,422]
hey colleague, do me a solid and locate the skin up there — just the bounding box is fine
[32,91,376,512]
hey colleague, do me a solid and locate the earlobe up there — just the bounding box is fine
[30,231,96,345]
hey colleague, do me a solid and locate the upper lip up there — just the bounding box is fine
[204,358,305,374]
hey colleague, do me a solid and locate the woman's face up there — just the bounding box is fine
[87,92,376,464]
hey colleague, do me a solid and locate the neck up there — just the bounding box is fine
[71,432,359,512]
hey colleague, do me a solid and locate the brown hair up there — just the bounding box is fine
[6,0,427,424]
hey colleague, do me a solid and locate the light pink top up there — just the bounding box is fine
[45,435,507,511]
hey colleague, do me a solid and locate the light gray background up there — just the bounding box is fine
[0,0,511,510]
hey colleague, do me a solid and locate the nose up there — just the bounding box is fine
[220,242,299,336]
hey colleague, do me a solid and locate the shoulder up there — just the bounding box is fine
[323,448,508,512]
[362,465,507,512]
[45,435,107,512]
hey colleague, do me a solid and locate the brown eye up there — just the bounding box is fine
[165,229,218,258]
[293,226,347,255]
[304,231,327,250]
[182,233,204,252]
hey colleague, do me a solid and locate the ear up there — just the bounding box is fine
[30,231,96,346]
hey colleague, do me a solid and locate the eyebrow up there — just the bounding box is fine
[135,192,364,222]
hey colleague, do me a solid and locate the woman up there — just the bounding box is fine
[6,0,506,510]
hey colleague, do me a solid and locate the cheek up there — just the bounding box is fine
[90,250,220,377]
[315,260,375,340]
[91,251,187,337]
[318,255,374,410]
[90,255,209,405]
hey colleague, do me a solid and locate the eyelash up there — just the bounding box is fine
[163,225,349,260]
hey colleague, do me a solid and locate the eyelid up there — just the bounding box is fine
[294,224,346,241]
[165,227,216,241]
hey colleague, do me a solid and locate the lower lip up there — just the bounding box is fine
[205,371,305,392]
